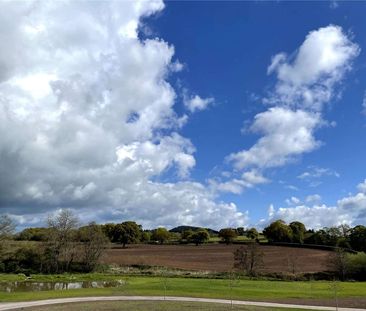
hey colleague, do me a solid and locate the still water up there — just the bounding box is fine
[0,280,125,293]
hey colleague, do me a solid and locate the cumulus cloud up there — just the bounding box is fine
[228,107,321,170]
[357,180,366,193]
[184,94,215,113]
[227,25,358,180]
[209,169,269,194]
[0,1,247,229]
[265,181,366,229]
[362,92,366,115]
[266,25,360,111]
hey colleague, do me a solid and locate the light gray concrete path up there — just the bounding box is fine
[0,296,365,311]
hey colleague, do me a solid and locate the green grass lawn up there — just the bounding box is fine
[17,301,312,311]
[0,274,365,302]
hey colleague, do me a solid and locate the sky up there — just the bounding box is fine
[1,0,366,230]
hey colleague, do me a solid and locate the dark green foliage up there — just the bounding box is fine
[189,229,210,245]
[151,227,170,244]
[16,227,51,241]
[263,220,292,243]
[349,225,366,252]
[236,227,245,236]
[170,225,218,235]
[0,246,42,274]
[289,221,306,244]
[218,228,238,244]
[347,252,366,280]
[115,221,141,247]
[246,228,259,240]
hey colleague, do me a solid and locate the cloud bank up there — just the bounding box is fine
[0,1,247,229]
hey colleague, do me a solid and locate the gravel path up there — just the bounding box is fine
[0,296,365,311]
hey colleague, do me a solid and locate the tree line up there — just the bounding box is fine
[5,215,366,252]
[1,212,366,279]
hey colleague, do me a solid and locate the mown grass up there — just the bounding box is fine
[0,274,365,302]
[17,301,312,311]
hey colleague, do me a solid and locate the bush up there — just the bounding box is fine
[347,252,366,280]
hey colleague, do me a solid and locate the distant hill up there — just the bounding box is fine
[170,225,219,235]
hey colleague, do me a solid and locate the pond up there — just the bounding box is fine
[0,280,126,293]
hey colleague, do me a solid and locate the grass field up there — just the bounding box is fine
[103,244,331,273]
[13,301,311,311]
[1,274,366,307]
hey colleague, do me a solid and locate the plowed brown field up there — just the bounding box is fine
[102,244,331,273]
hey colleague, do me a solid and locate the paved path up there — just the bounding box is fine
[0,296,365,311]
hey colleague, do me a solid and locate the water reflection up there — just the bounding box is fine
[0,280,125,293]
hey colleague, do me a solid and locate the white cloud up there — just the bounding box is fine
[267,25,360,111]
[184,94,215,113]
[0,1,248,229]
[242,170,270,185]
[210,169,269,194]
[228,107,321,170]
[298,166,340,180]
[227,25,358,185]
[285,196,301,206]
[362,91,366,115]
[357,180,366,194]
[266,180,366,229]
[306,194,322,203]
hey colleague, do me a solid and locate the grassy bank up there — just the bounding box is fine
[1,274,366,302]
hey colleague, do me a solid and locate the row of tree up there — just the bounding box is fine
[263,220,366,252]
[0,211,107,274]
[4,214,366,251]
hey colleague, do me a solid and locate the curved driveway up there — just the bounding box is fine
[0,296,366,311]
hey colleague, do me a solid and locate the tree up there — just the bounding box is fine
[140,231,151,243]
[78,222,109,272]
[219,228,238,244]
[189,229,210,246]
[115,221,141,248]
[45,209,79,273]
[289,221,306,244]
[263,220,292,243]
[181,229,194,242]
[328,248,349,281]
[233,243,263,277]
[0,215,15,241]
[236,227,245,236]
[246,228,259,240]
[349,225,366,252]
[151,227,170,244]
[16,227,50,241]
[101,223,118,242]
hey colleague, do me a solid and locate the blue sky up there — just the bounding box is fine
[146,1,366,226]
[1,1,366,230]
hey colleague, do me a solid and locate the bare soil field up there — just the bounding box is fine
[102,244,331,273]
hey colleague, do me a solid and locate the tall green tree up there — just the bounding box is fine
[115,221,141,248]
[349,225,366,252]
[151,227,170,244]
[289,221,306,244]
[246,228,259,240]
[263,220,292,243]
[219,228,238,244]
[189,229,210,246]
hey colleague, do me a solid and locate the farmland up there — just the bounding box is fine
[102,244,331,274]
